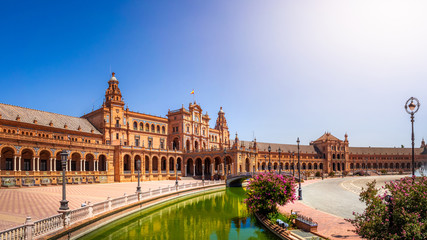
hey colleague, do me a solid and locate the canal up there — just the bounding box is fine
[78,187,278,240]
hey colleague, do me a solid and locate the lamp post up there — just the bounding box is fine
[297,138,302,200]
[278,148,282,174]
[59,150,69,211]
[268,145,271,172]
[291,152,295,176]
[136,159,141,193]
[175,162,178,187]
[405,97,420,177]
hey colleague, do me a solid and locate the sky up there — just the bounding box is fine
[1,0,427,147]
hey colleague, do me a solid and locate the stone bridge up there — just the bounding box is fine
[225,171,300,187]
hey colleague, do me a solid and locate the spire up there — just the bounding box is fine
[105,72,124,107]
[421,138,425,148]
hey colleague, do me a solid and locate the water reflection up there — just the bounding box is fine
[79,188,278,240]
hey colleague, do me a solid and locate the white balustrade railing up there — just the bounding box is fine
[0,180,224,240]
[0,224,26,240]
[33,214,63,237]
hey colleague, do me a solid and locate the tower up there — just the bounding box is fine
[215,107,230,148]
[105,72,124,108]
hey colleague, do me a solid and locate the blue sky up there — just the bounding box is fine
[1,0,427,147]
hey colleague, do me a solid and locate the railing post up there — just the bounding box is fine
[124,193,128,205]
[159,186,162,194]
[149,188,152,196]
[107,197,112,211]
[24,217,34,240]
[88,202,94,218]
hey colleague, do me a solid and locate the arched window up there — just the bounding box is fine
[140,122,143,131]
[133,122,137,130]
[157,125,160,133]
[151,124,155,132]
[162,126,165,134]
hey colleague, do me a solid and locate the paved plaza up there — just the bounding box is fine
[0,180,201,231]
[280,175,407,240]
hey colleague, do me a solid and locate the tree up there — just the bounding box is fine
[244,171,297,214]
[347,177,427,239]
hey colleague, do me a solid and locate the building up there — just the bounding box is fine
[0,73,426,187]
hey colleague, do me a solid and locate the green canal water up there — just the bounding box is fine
[79,187,278,240]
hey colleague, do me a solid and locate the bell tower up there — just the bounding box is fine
[105,72,124,107]
[215,107,230,148]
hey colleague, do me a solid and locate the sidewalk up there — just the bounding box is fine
[0,180,200,231]
[279,178,361,240]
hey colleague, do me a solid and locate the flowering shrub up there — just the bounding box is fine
[244,172,297,214]
[347,177,427,240]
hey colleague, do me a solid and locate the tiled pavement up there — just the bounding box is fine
[0,180,200,231]
[279,179,362,240]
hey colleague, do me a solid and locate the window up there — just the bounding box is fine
[157,125,160,133]
[5,158,13,170]
[151,124,155,132]
[116,133,119,140]
[140,123,143,131]
[148,137,153,148]
[135,136,140,146]
[162,126,165,134]
[160,139,165,149]
[24,159,31,171]
[133,122,137,130]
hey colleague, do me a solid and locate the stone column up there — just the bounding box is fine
[83,159,86,171]
[13,156,17,171]
[32,157,35,171]
[166,158,170,174]
[211,163,214,175]
[193,163,195,177]
[202,164,205,179]
[69,159,71,171]
[50,158,53,171]
[37,157,40,171]
[221,163,225,176]
[53,158,57,171]
[80,160,83,172]
[184,164,187,176]
[18,156,21,171]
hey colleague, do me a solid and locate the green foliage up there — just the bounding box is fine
[328,171,335,177]
[267,212,295,227]
[381,169,387,174]
[315,171,321,177]
[342,170,348,176]
[347,177,427,240]
[244,172,297,215]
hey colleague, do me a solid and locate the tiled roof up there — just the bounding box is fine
[0,103,101,135]
[348,147,424,155]
[239,141,319,154]
[314,132,341,142]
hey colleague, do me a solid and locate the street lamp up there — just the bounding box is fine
[297,138,302,200]
[59,150,69,211]
[405,97,420,177]
[136,159,141,193]
[278,148,282,174]
[289,151,295,176]
[175,162,179,187]
[268,145,271,172]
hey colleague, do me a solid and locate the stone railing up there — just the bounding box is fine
[0,180,224,240]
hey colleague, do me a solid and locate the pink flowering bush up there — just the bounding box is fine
[244,172,297,214]
[347,177,427,240]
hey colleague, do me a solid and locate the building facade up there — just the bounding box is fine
[0,73,426,187]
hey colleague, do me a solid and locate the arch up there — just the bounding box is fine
[186,140,191,151]
[161,156,167,172]
[279,162,283,171]
[162,126,166,134]
[356,163,360,169]
[285,162,289,170]
[333,154,335,159]
[333,162,336,171]
[173,138,179,150]
[99,155,107,171]
[367,163,371,169]
[133,121,138,130]
[21,149,34,171]
[152,156,159,172]
[194,141,199,151]
[401,162,405,169]
[350,163,354,169]
[169,157,174,172]
[384,162,388,169]
[262,162,266,171]
[319,163,323,170]
[245,158,250,172]
[145,123,150,132]
[156,125,160,133]
[145,156,150,173]
[1,147,15,171]
[214,157,221,176]
[37,150,50,171]
[302,163,306,170]
[71,152,81,171]
[204,157,212,176]
[406,162,410,169]
[151,124,155,132]
[123,154,131,172]
[273,162,278,170]
[379,163,383,169]
[195,158,203,175]
[177,157,182,172]
[134,155,142,172]
[186,158,194,176]
[139,122,144,131]
[85,153,95,171]
[314,163,318,170]
[373,163,377,169]
[341,162,345,171]
[308,163,312,170]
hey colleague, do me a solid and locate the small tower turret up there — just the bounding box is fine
[105,72,124,107]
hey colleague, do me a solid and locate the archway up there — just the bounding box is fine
[186,158,194,176]
[169,157,174,172]
[204,158,211,176]
[186,140,191,151]
[39,150,51,171]
[85,154,95,171]
[195,158,202,175]
[177,157,182,172]
[145,156,150,173]
[134,155,142,173]
[99,155,107,171]
[71,153,81,171]
[245,158,250,172]
[194,141,199,151]
[152,156,159,173]
[123,154,131,172]
[161,157,167,173]
[1,147,15,171]
[21,149,34,171]
[173,138,179,150]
